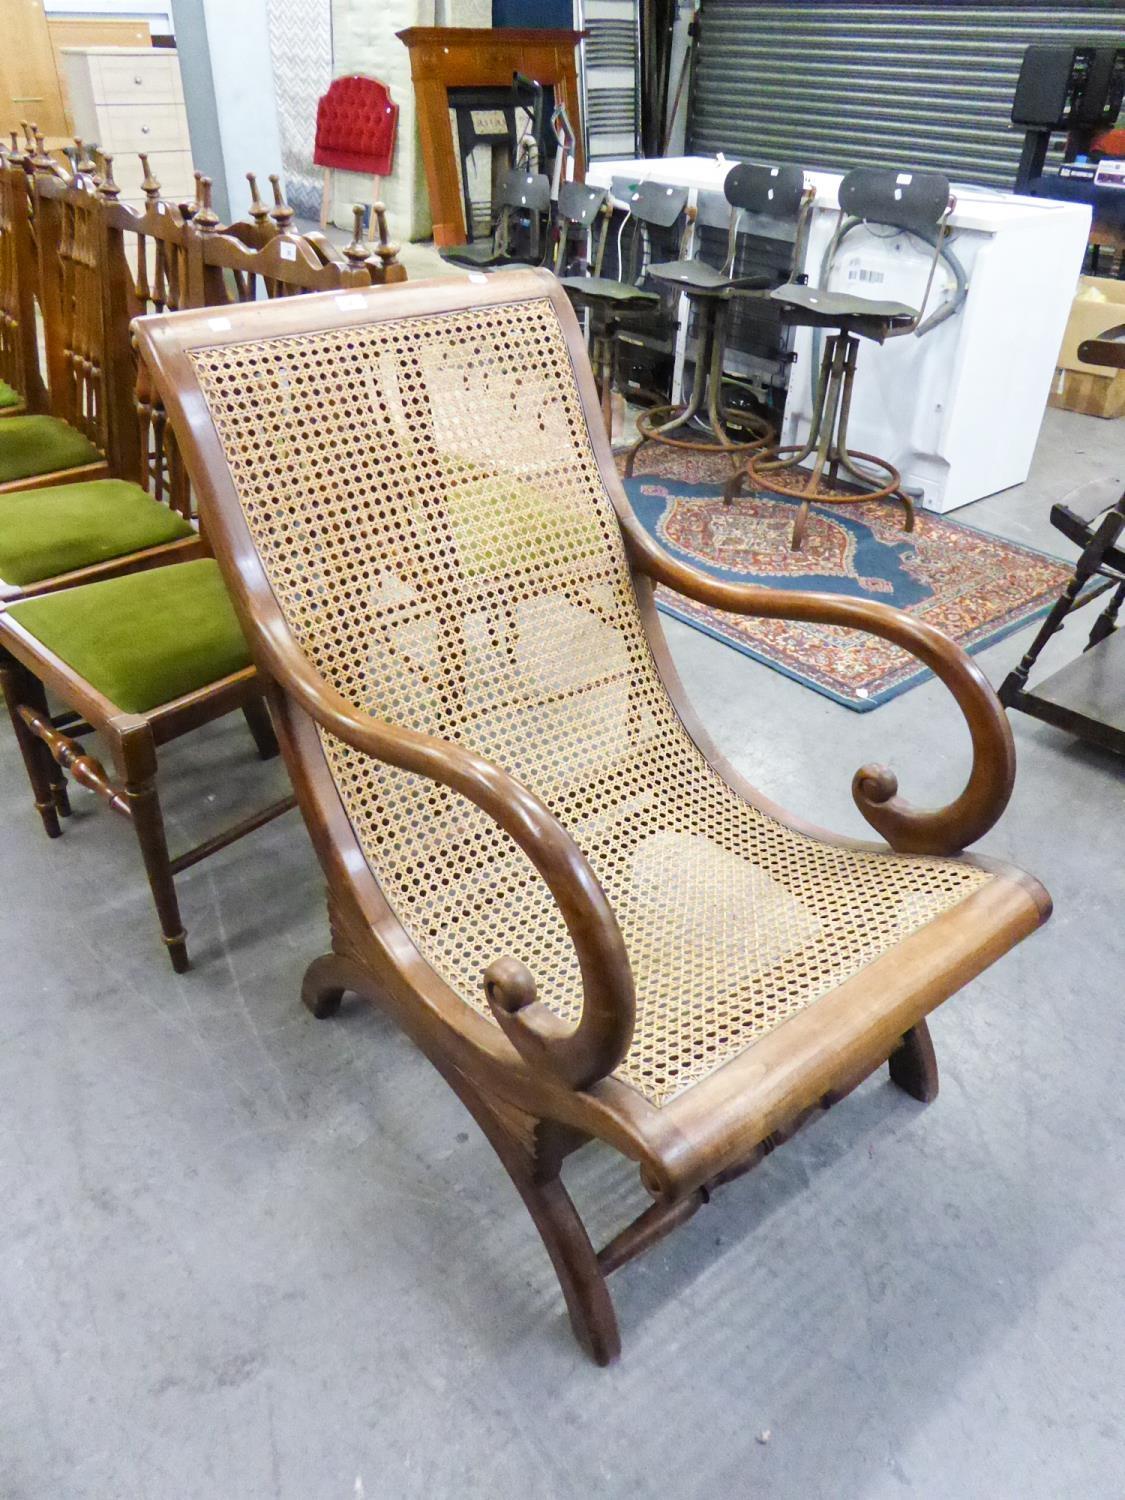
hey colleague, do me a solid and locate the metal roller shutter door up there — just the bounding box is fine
[690,2,1124,189]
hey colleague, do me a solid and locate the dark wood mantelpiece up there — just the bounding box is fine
[397,27,586,247]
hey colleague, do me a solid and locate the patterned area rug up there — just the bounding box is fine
[618,446,1073,711]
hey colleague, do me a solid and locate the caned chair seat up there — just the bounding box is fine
[0,479,195,589]
[7,558,252,713]
[770,281,918,331]
[0,415,102,485]
[0,379,21,410]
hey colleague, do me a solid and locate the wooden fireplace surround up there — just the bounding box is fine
[397,27,586,247]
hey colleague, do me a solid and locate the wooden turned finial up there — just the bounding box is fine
[195,174,220,231]
[32,129,53,171]
[96,151,121,198]
[22,121,34,149]
[245,171,269,224]
[343,204,369,266]
[370,200,402,272]
[268,172,293,228]
[74,137,97,175]
[139,152,161,202]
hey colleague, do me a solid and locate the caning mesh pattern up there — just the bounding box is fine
[187,296,992,1106]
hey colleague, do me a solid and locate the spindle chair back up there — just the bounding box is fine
[0,134,45,416]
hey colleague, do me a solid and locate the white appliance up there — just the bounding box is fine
[587,155,1091,513]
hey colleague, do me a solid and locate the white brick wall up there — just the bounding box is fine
[329,0,490,242]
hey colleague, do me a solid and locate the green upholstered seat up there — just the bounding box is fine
[0,379,21,410]
[8,558,253,714]
[0,415,102,484]
[0,478,195,587]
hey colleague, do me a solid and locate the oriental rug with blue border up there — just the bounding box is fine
[618,447,1074,711]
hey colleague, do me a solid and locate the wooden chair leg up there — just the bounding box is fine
[241,694,279,760]
[22,671,71,816]
[119,726,188,973]
[301,951,347,1018]
[889,1020,939,1103]
[0,657,62,838]
[791,499,811,552]
[301,948,621,1364]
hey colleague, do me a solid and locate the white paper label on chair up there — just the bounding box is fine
[279,241,297,261]
[208,317,231,331]
[467,273,488,284]
[156,202,166,214]
[335,294,366,310]
[896,173,913,185]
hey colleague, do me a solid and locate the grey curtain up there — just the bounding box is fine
[266,0,333,219]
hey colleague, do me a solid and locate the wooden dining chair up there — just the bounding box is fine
[133,270,1051,1362]
[0,134,47,419]
[0,151,119,494]
[0,157,206,603]
[0,199,397,971]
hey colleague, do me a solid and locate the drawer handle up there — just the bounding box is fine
[134,75,144,84]
[141,125,150,135]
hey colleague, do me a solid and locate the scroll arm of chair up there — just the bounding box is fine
[253,614,636,1091]
[620,524,1016,856]
[1078,323,1125,371]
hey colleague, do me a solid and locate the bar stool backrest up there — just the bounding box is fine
[608,177,690,288]
[494,167,551,262]
[553,181,609,274]
[724,162,807,220]
[838,167,951,237]
[831,166,954,331]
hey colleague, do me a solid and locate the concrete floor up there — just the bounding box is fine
[1,404,1124,1499]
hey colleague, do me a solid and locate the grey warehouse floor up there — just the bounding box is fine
[2,403,1124,1499]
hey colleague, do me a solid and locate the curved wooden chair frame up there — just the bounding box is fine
[133,270,1050,1363]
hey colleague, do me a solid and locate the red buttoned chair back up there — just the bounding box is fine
[314,75,398,176]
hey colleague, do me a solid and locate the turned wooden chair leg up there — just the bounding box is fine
[791,499,812,552]
[0,657,62,838]
[119,726,188,973]
[889,1019,939,1102]
[22,671,71,816]
[241,694,279,760]
[301,949,621,1364]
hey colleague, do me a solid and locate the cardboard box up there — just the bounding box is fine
[1048,275,1125,418]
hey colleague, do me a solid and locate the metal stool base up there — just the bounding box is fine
[724,330,915,551]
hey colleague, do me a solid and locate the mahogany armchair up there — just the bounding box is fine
[133,270,1050,1362]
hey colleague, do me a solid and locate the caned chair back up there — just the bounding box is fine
[133,270,987,1106]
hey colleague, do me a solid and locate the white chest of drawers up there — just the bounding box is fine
[59,46,194,207]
